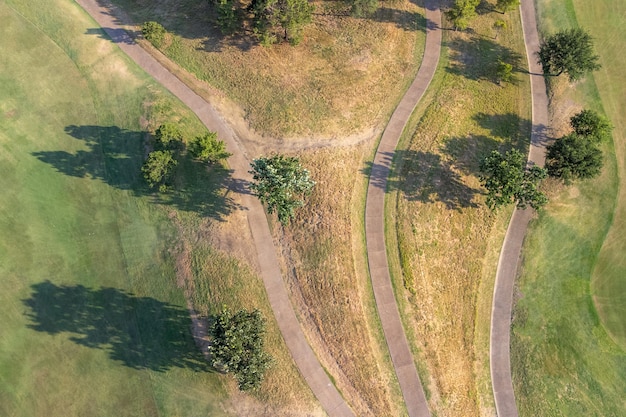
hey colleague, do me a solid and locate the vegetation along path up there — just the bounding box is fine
[75,0,354,415]
[364,1,441,416]
[489,1,550,416]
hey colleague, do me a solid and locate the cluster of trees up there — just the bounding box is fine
[445,0,519,31]
[142,122,231,191]
[479,108,611,210]
[209,308,273,391]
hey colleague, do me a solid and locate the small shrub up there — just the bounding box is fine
[142,21,166,48]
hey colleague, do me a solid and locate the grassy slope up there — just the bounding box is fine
[0,1,317,415]
[581,0,626,350]
[511,0,626,415]
[106,0,426,138]
[386,3,531,416]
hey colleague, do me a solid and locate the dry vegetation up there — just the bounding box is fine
[385,5,532,416]
[275,145,405,416]
[108,0,426,139]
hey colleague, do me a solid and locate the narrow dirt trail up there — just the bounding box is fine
[75,0,354,415]
[363,1,441,416]
[489,1,550,416]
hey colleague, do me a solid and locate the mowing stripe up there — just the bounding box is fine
[364,1,441,416]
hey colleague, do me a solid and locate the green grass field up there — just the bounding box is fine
[0,1,318,415]
[510,0,626,415]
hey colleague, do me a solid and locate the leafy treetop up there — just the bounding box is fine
[569,109,613,143]
[545,133,603,181]
[189,132,232,164]
[479,149,548,210]
[537,28,601,81]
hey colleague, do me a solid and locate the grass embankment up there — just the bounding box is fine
[106,0,425,138]
[0,1,317,415]
[386,3,531,416]
[510,0,626,415]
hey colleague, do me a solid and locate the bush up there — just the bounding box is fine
[142,21,166,48]
[189,132,231,164]
[546,133,603,181]
[142,150,177,191]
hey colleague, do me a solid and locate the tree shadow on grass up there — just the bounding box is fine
[32,125,243,220]
[363,149,481,210]
[23,281,211,372]
[446,35,524,82]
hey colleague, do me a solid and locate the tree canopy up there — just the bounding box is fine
[189,132,232,164]
[479,149,548,210]
[546,133,603,181]
[250,0,313,45]
[209,309,273,391]
[496,0,519,13]
[537,28,601,81]
[142,150,177,191]
[569,109,612,142]
[155,122,183,150]
[249,155,315,224]
[445,0,480,30]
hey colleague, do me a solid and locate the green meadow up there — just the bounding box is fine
[0,1,230,415]
[511,0,626,415]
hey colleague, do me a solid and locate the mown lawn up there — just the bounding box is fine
[0,1,316,415]
[511,0,626,415]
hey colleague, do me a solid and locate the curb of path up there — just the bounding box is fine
[489,1,550,416]
[75,1,354,415]
[364,1,441,416]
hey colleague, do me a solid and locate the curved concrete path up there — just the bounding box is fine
[75,0,354,415]
[364,1,441,416]
[489,1,549,416]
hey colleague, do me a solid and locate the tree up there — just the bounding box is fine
[350,0,379,18]
[496,0,519,13]
[215,0,239,34]
[251,0,313,45]
[496,59,514,84]
[155,122,183,150]
[249,155,315,224]
[142,21,166,48]
[445,0,480,31]
[545,133,603,181]
[479,149,548,210]
[569,109,612,143]
[189,132,232,164]
[209,309,273,391]
[537,28,601,81]
[142,150,177,191]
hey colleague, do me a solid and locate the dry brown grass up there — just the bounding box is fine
[109,0,426,139]
[385,5,532,416]
[272,144,405,416]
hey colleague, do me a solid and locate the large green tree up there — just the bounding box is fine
[445,0,480,30]
[189,132,232,164]
[209,309,272,391]
[496,0,519,13]
[569,109,612,143]
[479,149,548,210]
[251,0,313,45]
[349,0,379,17]
[545,133,603,181]
[249,155,315,224]
[142,150,178,191]
[537,28,601,81]
[155,122,183,150]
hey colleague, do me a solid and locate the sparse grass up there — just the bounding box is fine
[386,3,531,416]
[0,1,316,415]
[106,0,426,138]
[510,0,626,415]
[273,145,406,416]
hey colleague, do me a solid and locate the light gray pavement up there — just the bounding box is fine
[75,0,353,415]
[489,1,550,416]
[364,1,441,416]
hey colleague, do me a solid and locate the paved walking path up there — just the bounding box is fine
[75,0,354,415]
[489,1,550,416]
[364,1,441,416]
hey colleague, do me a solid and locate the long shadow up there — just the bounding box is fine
[23,281,210,372]
[370,7,427,32]
[364,149,481,210]
[32,125,242,220]
[473,112,532,149]
[446,35,523,82]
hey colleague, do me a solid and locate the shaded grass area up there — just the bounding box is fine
[105,0,426,137]
[385,3,531,415]
[510,0,626,415]
[273,146,405,416]
[0,1,315,415]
